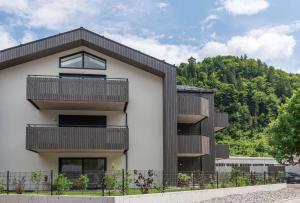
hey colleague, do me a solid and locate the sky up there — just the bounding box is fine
[0,0,299,73]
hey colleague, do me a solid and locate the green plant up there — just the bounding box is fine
[123,171,133,194]
[134,170,155,194]
[79,174,89,194]
[0,179,5,193]
[177,173,191,188]
[104,169,121,195]
[31,170,42,194]
[13,177,25,194]
[55,174,72,195]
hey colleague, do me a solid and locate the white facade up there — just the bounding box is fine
[0,46,164,171]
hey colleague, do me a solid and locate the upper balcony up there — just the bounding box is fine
[215,144,229,159]
[26,75,128,111]
[26,124,129,153]
[177,93,209,124]
[178,135,210,157]
[214,112,229,132]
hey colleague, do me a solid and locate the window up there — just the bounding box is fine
[60,52,106,69]
[59,158,106,189]
[59,115,107,127]
[59,73,106,79]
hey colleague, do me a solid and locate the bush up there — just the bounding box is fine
[178,173,191,187]
[0,179,5,193]
[134,170,154,194]
[79,174,89,193]
[13,177,25,194]
[55,174,72,195]
[31,170,42,193]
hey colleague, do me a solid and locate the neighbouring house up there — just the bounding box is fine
[0,28,229,185]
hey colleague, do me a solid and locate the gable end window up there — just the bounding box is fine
[60,51,106,70]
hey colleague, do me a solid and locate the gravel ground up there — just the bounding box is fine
[199,188,299,203]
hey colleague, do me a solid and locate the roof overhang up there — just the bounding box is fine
[0,27,177,76]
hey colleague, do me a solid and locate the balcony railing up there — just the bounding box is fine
[26,124,129,152]
[215,144,229,159]
[177,93,209,123]
[26,75,128,110]
[178,135,210,156]
[214,112,229,132]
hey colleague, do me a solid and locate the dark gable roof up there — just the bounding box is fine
[0,27,177,76]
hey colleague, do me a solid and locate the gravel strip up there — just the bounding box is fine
[199,188,299,203]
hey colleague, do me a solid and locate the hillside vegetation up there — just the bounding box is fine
[177,55,300,156]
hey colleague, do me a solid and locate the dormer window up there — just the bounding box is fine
[59,51,106,70]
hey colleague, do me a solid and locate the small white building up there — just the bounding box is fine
[216,156,281,173]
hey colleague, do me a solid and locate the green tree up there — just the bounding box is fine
[268,89,300,164]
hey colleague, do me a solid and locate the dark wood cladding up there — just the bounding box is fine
[178,135,210,155]
[27,76,128,102]
[26,126,129,152]
[0,28,177,176]
[177,93,209,116]
[214,112,229,131]
[215,144,229,159]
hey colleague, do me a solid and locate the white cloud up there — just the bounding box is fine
[102,22,299,71]
[20,31,37,44]
[222,0,269,15]
[201,14,219,31]
[0,27,17,49]
[157,2,168,9]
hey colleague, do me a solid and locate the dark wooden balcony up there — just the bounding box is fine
[177,93,209,124]
[214,112,229,132]
[215,144,229,159]
[27,75,128,111]
[178,135,210,157]
[26,124,129,152]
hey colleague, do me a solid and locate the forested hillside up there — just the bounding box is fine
[177,55,300,156]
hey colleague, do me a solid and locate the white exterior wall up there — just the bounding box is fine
[0,46,163,171]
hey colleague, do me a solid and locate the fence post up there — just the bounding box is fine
[6,171,9,194]
[102,172,105,196]
[264,172,266,184]
[250,171,253,185]
[235,172,238,187]
[216,171,219,189]
[162,170,165,193]
[192,172,195,190]
[122,169,125,195]
[50,170,53,195]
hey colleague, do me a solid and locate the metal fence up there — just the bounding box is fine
[0,170,285,196]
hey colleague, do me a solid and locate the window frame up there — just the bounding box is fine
[59,51,107,70]
[59,157,107,173]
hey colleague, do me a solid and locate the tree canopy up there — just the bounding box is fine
[267,89,300,164]
[177,55,300,156]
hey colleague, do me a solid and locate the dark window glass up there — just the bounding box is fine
[60,52,106,69]
[59,73,106,79]
[84,53,106,69]
[60,53,83,68]
[59,115,107,127]
[59,158,106,189]
[60,159,82,177]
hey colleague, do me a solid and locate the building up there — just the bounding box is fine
[0,28,229,181]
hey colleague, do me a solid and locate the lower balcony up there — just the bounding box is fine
[26,124,129,152]
[214,112,229,132]
[178,135,210,157]
[215,144,229,159]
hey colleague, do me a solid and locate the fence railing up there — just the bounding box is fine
[0,170,286,196]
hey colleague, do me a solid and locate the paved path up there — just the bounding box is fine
[278,197,300,203]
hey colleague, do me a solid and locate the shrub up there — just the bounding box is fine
[79,174,89,193]
[0,179,5,193]
[31,170,42,193]
[104,170,121,195]
[134,170,154,194]
[178,173,191,187]
[55,174,72,195]
[13,177,25,194]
